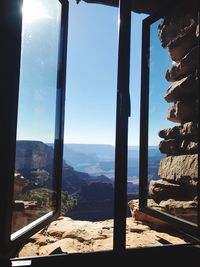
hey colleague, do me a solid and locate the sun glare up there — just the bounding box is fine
[22,0,51,24]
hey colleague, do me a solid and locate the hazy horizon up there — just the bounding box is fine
[16,140,159,148]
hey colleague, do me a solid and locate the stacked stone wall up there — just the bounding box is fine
[148,8,199,223]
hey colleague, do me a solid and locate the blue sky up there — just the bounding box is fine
[16,0,174,146]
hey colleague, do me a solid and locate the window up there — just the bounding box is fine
[0,0,68,256]
[1,0,200,265]
[139,1,200,236]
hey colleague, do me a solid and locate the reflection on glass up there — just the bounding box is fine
[147,10,199,224]
[12,0,61,234]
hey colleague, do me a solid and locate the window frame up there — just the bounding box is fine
[139,1,200,237]
[0,0,69,257]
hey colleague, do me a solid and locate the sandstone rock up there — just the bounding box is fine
[129,198,198,229]
[181,138,198,154]
[159,139,178,155]
[148,179,196,202]
[18,214,188,257]
[159,138,198,155]
[133,199,198,225]
[167,101,198,123]
[164,74,198,103]
[39,238,90,255]
[17,242,40,258]
[130,199,197,226]
[128,199,170,229]
[158,10,198,62]
[158,122,198,139]
[158,10,197,49]
[159,199,197,223]
[158,155,198,186]
[166,30,197,63]
[166,46,198,82]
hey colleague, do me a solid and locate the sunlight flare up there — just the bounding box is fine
[22,0,51,24]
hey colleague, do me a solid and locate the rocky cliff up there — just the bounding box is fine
[16,141,54,172]
[13,141,117,233]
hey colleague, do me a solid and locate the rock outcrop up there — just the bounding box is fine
[18,213,188,257]
[15,141,54,171]
[145,7,199,224]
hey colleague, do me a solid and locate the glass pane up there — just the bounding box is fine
[147,10,199,224]
[62,0,118,253]
[127,11,190,250]
[12,0,61,236]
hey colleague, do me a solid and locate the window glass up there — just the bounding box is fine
[12,0,62,237]
[147,10,199,225]
[62,1,118,252]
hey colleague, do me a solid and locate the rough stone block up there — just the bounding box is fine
[167,100,198,123]
[158,154,198,186]
[159,199,197,223]
[166,31,197,63]
[166,46,198,82]
[158,10,198,63]
[164,74,198,103]
[159,138,198,155]
[158,122,198,139]
[158,10,197,48]
[148,179,196,202]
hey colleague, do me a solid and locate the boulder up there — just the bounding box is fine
[164,74,198,103]
[159,199,197,223]
[129,198,198,228]
[166,46,198,82]
[128,200,169,229]
[167,100,198,123]
[159,139,178,155]
[158,10,197,48]
[158,122,198,139]
[158,10,198,62]
[159,138,198,155]
[166,30,197,63]
[158,155,198,186]
[181,138,198,154]
[148,179,196,202]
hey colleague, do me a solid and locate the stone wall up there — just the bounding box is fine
[148,8,199,223]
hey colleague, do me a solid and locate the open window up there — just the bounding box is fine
[1,0,200,265]
[0,0,68,257]
[139,0,200,236]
